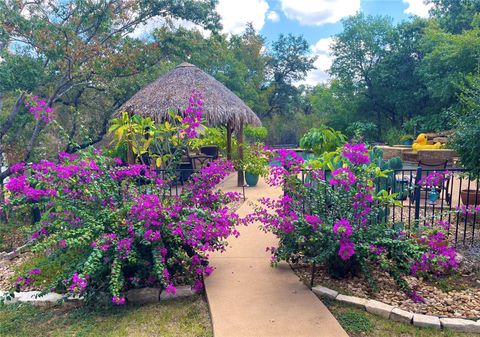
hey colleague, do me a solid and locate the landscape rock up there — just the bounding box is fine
[126,287,160,305]
[312,286,338,300]
[335,294,367,309]
[413,314,441,329]
[440,318,480,333]
[390,307,414,324]
[16,291,64,307]
[160,286,195,301]
[365,299,394,319]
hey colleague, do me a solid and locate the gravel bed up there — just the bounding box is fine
[292,248,480,319]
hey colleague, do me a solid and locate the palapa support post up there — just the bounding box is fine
[226,122,232,160]
[237,121,244,187]
[126,110,135,164]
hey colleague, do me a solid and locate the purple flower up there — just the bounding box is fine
[112,296,126,305]
[333,219,352,236]
[144,229,161,242]
[70,273,88,293]
[304,214,322,230]
[117,238,132,259]
[338,239,355,261]
[342,143,370,165]
[329,168,356,190]
[10,162,25,173]
[28,268,42,275]
[166,284,177,295]
[25,96,55,123]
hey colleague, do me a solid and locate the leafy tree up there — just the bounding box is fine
[266,34,316,115]
[427,0,480,33]
[0,0,220,181]
[418,20,480,114]
[330,13,396,137]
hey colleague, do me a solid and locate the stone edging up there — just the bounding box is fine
[312,286,480,334]
[0,286,195,308]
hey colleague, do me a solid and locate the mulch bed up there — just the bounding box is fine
[292,244,480,319]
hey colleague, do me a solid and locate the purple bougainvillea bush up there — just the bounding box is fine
[3,92,246,305]
[248,144,460,300]
[3,153,243,304]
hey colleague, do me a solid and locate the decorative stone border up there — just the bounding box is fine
[312,286,480,334]
[0,286,196,308]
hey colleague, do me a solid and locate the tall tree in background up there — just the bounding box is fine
[427,0,480,33]
[266,34,316,115]
[0,0,220,181]
[330,13,395,138]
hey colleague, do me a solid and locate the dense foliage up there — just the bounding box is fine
[450,76,480,178]
[249,145,460,298]
[299,126,347,155]
[3,153,243,304]
[2,94,244,304]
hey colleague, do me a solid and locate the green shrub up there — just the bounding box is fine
[299,126,347,155]
[244,126,268,143]
[451,76,480,179]
[383,128,403,146]
[345,121,377,143]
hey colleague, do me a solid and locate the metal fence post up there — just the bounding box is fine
[413,167,422,229]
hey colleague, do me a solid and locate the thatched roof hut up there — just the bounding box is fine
[117,62,262,186]
[118,62,261,130]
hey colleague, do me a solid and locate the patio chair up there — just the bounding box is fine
[410,160,452,206]
[199,146,219,160]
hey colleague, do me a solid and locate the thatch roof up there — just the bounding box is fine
[117,62,261,130]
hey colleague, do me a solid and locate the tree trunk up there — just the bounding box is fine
[226,122,232,160]
[237,122,244,187]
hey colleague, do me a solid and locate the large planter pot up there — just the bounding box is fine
[245,172,259,187]
[461,189,480,206]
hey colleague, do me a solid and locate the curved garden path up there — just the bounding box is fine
[205,175,348,337]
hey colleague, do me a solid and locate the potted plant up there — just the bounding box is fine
[450,77,480,206]
[399,134,414,146]
[240,144,268,187]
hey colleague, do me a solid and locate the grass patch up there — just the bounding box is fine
[337,310,373,334]
[0,295,213,337]
[327,301,478,337]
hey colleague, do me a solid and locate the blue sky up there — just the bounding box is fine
[261,0,415,45]
[213,0,433,84]
[133,0,433,85]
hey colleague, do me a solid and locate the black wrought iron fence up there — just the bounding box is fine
[298,168,479,247]
[25,168,245,224]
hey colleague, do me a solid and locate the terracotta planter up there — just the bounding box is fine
[461,189,480,206]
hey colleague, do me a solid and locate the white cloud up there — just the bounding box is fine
[403,0,433,18]
[267,10,280,23]
[296,37,334,86]
[280,0,360,26]
[130,0,270,38]
[217,0,269,34]
[129,17,211,39]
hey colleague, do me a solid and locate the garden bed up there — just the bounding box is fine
[292,244,480,319]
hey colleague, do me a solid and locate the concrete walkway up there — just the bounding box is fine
[205,175,348,337]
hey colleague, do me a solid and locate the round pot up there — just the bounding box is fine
[402,139,413,146]
[461,189,480,206]
[245,172,259,187]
